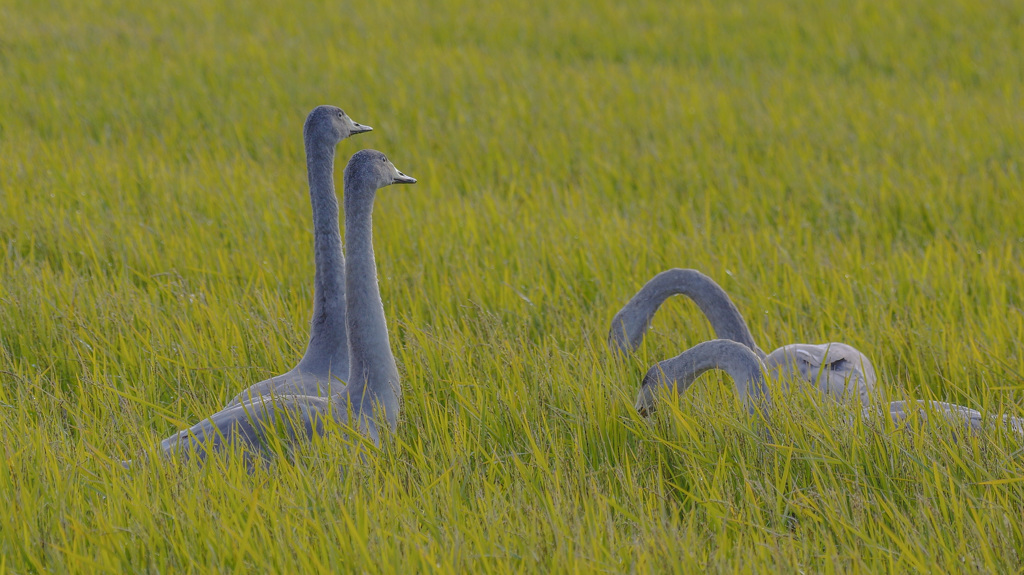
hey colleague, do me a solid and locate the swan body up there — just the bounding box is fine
[160,394,345,465]
[867,400,1024,437]
[611,268,876,405]
[226,105,372,407]
[158,383,383,465]
[159,149,415,462]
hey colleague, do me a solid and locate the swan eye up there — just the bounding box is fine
[381,155,387,163]
[827,358,848,372]
[337,111,344,118]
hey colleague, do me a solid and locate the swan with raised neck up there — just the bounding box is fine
[226,105,371,406]
[339,149,414,432]
[156,149,415,462]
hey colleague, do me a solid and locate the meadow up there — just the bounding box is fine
[2,0,1023,571]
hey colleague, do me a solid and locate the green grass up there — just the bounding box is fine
[2,0,1024,571]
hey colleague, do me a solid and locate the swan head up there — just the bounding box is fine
[635,366,667,417]
[343,149,417,192]
[763,343,877,405]
[607,308,648,354]
[304,105,373,145]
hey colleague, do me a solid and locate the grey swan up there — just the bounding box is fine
[225,105,372,407]
[637,338,1024,437]
[609,268,876,406]
[155,149,415,462]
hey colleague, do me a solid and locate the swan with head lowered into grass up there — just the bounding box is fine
[609,268,877,407]
[155,149,415,462]
[634,339,771,417]
[636,337,1024,437]
[224,105,371,407]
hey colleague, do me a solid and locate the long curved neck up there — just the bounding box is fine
[640,339,769,413]
[296,139,349,377]
[344,183,400,428]
[610,269,765,358]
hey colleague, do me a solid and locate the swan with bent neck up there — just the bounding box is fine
[609,268,876,406]
[226,105,371,406]
[158,149,415,461]
[637,339,1024,437]
[636,339,770,417]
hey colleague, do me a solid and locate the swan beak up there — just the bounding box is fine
[393,171,417,184]
[634,388,656,417]
[351,122,373,134]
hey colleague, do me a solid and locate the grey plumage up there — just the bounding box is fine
[617,269,1021,437]
[157,148,415,463]
[635,340,1024,437]
[608,269,764,357]
[763,343,876,408]
[227,105,373,406]
[339,149,414,433]
[866,400,1024,437]
[635,339,769,417]
[610,268,876,407]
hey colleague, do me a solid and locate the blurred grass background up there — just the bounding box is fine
[1,0,1023,571]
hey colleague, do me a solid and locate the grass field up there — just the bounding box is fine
[2,0,1024,571]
